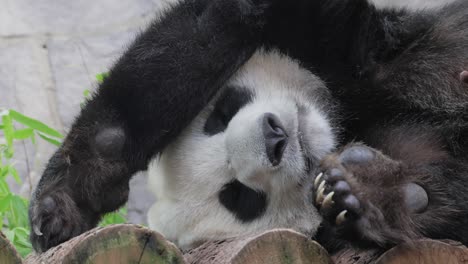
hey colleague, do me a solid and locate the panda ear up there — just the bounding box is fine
[460,71,468,84]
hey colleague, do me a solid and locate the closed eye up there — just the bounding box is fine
[204,86,253,135]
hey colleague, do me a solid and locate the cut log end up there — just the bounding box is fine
[184,229,333,264]
[376,239,468,264]
[333,239,468,264]
[24,224,185,264]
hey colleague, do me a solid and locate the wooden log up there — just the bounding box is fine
[24,224,185,264]
[375,239,468,264]
[332,239,468,264]
[23,224,468,264]
[332,246,385,264]
[0,232,23,264]
[184,229,333,264]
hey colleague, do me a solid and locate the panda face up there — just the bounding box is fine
[147,50,337,249]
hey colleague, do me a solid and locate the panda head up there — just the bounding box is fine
[148,49,337,249]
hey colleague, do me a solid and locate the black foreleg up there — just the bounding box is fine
[29,0,269,252]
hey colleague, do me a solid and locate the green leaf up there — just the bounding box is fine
[13,128,34,140]
[2,115,14,156]
[83,89,90,98]
[99,207,127,226]
[0,166,9,179]
[0,180,11,197]
[0,194,11,212]
[37,132,62,147]
[30,133,36,145]
[8,166,21,184]
[9,110,63,138]
[11,227,32,257]
[3,229,14,242]
[15,243,33,258]
[96,72,109,84]
[6,195,29,228]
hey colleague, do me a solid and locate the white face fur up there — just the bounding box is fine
[147,49,337,250]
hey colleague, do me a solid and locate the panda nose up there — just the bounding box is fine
[262,113,288,166]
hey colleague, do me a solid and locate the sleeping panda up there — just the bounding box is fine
[29,0,468,253]
[146,49,336,249]
[145,47,467,252]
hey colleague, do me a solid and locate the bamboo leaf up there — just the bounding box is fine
[13,128,34,140]
[0,167,9,179]
[0,194,11,211]
[30,133,36,145]
[96,72,109,83]
[0,180,11,196]
[2,115,14,149]
[8,166,21,184]
[9,110,63,138]
[37,132,62,147]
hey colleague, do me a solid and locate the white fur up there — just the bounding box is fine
[147,49,337,250]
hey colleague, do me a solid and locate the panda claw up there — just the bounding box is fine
[322,191,334,208]
[33,224,43,236]
[314,172,323,187]
[317,180,326,192]
[316,185,326,204]
[336,210,347,225]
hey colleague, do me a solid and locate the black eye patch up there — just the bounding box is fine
[204,86,253,135]
[218,180,268,222]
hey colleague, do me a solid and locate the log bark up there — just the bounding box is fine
[332,239,468,264]
[184,229,333,264]
[0,232,22,264]
[332,246,385,264]
[375,239,468,264]
[24,224,185,264]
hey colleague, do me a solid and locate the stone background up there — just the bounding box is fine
[0,0,454,225]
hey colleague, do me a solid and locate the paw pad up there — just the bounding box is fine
[403,183,428,213]
[339,146,374,164]
[94,127,125,158]
[41,196,56,213]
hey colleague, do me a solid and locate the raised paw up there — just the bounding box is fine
[29,191,98,252]
[313,144,429,246]
[28,126,129,252]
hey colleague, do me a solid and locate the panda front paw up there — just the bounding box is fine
[29,190,97,252]
[313,144,428,247]
[29,126,129,252]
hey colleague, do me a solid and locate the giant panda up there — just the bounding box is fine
[29,0,468,253]
[146,49,337,250]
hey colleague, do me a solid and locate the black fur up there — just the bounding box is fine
[30,0,468,253]
[29,0,271,252]
[314,124,468,253]
[219,180,268,222]
[204,86,254,135]
[263,0,468,251]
